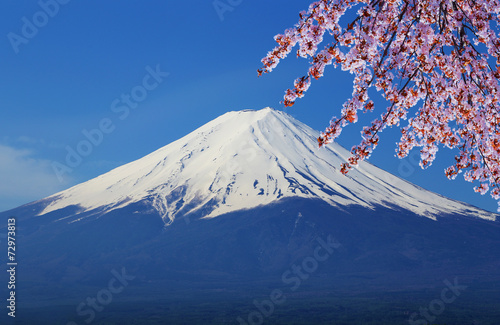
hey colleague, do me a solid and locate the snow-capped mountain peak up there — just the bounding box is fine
[38,107,496,224]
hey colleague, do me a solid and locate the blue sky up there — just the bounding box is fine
[0,0,497,213]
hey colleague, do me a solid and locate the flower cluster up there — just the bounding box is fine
[260,0,500,208]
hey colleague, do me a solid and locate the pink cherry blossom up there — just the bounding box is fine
[259,0,500,209]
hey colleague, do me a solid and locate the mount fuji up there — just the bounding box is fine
[25,107,498,224]
[1,108,499,324]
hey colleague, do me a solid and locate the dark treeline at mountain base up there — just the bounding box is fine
[11,287,500,324]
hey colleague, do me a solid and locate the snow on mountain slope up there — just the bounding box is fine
[38,107,496,224]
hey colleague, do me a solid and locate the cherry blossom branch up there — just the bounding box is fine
[259,0,500,208]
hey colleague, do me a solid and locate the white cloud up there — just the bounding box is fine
[0,144,72,212]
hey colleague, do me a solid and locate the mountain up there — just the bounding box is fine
[1,108,499,324]
[23,107,498,224]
